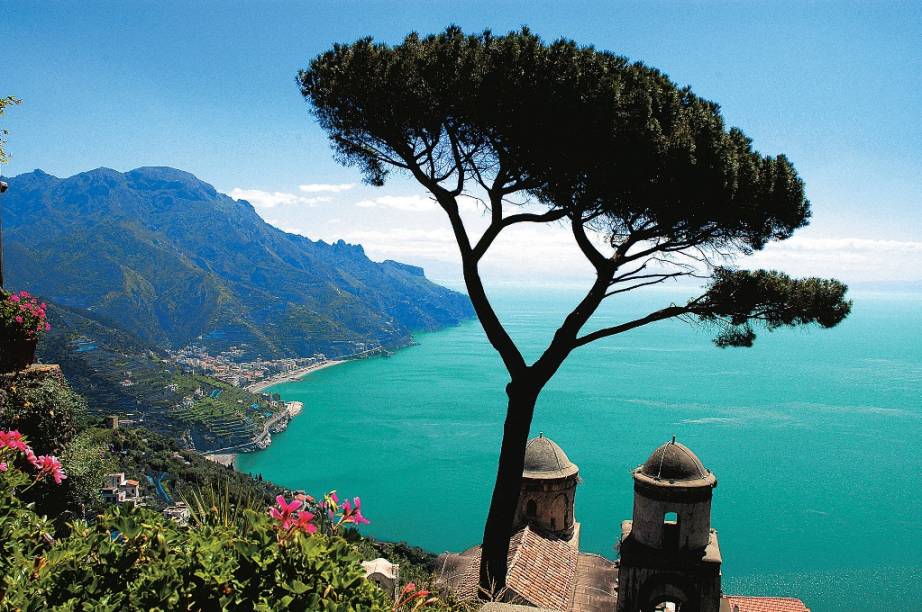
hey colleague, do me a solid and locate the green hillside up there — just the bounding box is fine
[38,302,285,452]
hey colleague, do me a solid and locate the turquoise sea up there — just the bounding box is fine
[237,287,922,611]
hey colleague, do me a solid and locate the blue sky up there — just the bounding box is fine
[4,1,921,284]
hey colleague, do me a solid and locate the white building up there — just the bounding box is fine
[101,473,143,506]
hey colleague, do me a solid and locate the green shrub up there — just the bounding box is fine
[1,502,390,611]
[0,377,82,455]
[58,429,115,513]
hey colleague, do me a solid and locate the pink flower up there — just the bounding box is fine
[342,496,370,526]
[293,510,317,534]
[14,316,23,324]
[9,295,20,303]
[45,322,51,331]
[269,495,302,530]
[0,462,7,472]
[32,455,67,484]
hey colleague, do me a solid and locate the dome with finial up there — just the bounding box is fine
[634,437,716,487]
[523,433,579,479]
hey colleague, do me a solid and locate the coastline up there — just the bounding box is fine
[245,359,347,394]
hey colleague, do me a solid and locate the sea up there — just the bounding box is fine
[236,286,922,611]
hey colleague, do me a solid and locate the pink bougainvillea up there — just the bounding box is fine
[1,289,51,340]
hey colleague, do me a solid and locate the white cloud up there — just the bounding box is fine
[354,194,437,212]
[298,183,355,193]
[743,236,922,282]
[229,188,331,209]
[759,237,922,254]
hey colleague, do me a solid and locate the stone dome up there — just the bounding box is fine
[637,438,712,483]
[522,434,579,480]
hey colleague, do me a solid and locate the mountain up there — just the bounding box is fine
[3,167,473,359]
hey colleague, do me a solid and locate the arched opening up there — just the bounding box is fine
[663,511,679,550]
[526,499,537,517]
[638,573,698,612]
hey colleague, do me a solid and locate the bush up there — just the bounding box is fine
[1,504,390,610]
[58,428,115,513]
[0,377,82,456]
[21,507,389,610]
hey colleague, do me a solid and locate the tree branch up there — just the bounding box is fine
[571,215,608,270]
[604,273,690,296]
[472,208,569,261]
[573,304,694,347]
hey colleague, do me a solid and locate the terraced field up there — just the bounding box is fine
[39,303,285,451]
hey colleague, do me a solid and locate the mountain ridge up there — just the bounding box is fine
[4,166,474,359]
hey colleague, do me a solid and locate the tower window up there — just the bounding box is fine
[526,499,537,517]
[663,511,680,549]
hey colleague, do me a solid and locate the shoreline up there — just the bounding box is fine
[245,359,347,394]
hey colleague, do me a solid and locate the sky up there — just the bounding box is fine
[3,1,921,287]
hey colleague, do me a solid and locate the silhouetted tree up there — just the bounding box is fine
[298,28,851,594]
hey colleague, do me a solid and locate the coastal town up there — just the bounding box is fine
[168,344,332,390]
[168,340,389,392]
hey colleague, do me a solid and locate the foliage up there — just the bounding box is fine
[1,500,390,610]
[0,429,68,603]
[0,289,50,342]
[102,425,286,510]
[0,446,388,610]
[0,404,446,609]
[0,469,57,604]
[0,96,20,165]
[698,268,852,347]
[57,428,116,513]
[0,376,81,456]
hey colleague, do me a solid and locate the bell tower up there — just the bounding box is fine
[513,433,580,543]
[616,437,722,612]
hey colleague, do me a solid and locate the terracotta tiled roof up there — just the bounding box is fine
[723,595,811,612]
[570,554,618,612]
[436,527,581,610]
[505,527,579,610]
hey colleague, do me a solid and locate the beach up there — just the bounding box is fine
[246,360,346,394]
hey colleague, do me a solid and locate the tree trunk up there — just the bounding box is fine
[478,378,539,597]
